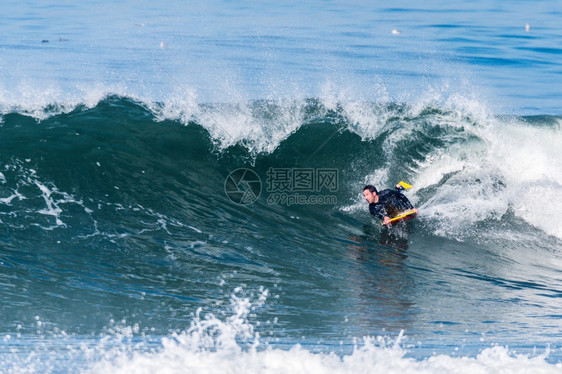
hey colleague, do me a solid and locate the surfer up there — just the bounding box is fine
[363,184,416,226]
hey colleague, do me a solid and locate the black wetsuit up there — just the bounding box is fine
[369,189,414,220]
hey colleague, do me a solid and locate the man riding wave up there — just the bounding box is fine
[363,184,417,226]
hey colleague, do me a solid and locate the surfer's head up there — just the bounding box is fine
[362,185,378,204]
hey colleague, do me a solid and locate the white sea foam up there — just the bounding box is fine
[84,289,562,374]
[340,87,561,240]
[86,340,561,374]
[0,161,90,230]
[0,190,25,205]
[8,341,558,374]
[1,288,560,373]
[414,112,562,240]
[146,96,307,154]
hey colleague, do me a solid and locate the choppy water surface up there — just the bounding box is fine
[1,1,562,372]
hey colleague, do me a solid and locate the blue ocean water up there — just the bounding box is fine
[1,1,562,373]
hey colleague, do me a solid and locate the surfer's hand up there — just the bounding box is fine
[383,216,391,226]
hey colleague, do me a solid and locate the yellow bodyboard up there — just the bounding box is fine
[382,209,418,225]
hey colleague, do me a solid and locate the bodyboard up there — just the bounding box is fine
[383,209,418,225]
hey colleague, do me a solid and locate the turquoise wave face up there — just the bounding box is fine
[1,95,561,365]
[1,95,561,240]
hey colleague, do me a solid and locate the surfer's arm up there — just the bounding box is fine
[370,203,392,225]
